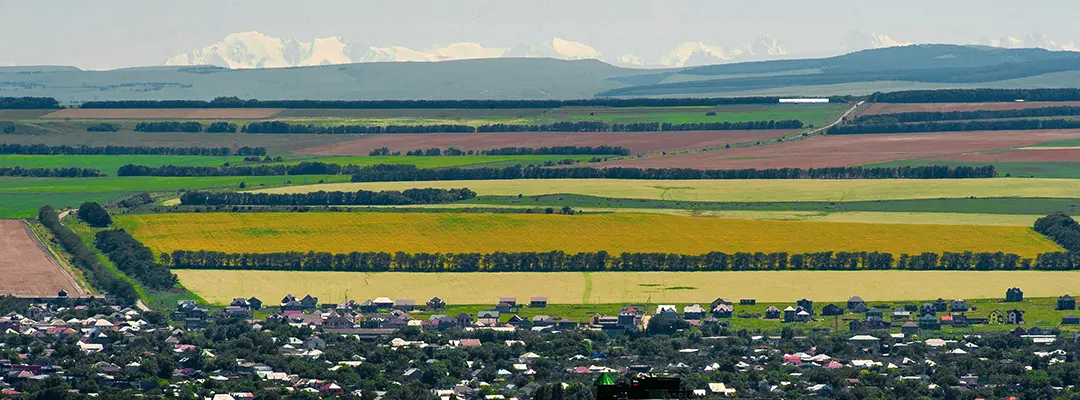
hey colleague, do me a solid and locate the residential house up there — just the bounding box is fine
[281,300,303,311]
[1007,309,1025,325]
[426,297,446,311]
[224,306,251,319]
[797,299,814,315]
[901,321,919,335]
[920,303,936,316]
[1059,295,1076,311]
[495,302,514,313]
[323,311,354,330]
[372,297,394,309]
[821,304,843,317]
[892,310,911,321]
[712,304,733,319]
[618,306,644,328]
[950,299,968,312]
[988,310,1006,324]
[849,334,881,350]
[711,298,734,310]
[359,300,378,313]
[919,313,941,330]
[530,297,548,308]
[1006,288,1024,303]
[795,310,811,323]
[532,316,555,327]
[655,305,678,319]
[507,315,525,327]
[477,311,499,326]
[247,297,262,310]
[683,304,705,320]
[557,318,578,330]
[1063,314,1080,325]
[498,297,517,307]
[764,306,781,320]
[852,303,868,313]
[280,294,296,307]
[739,299,756,305]
[783,307,797,323]
[393,299,415,312]
[847,296,866,311]
[229,298,251,309]
[299,295,318,309]
[455,313,473,327]
[933,298,948,313]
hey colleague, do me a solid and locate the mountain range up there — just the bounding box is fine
[164,31,1078,70]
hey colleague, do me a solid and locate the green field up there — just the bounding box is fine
[868,159,1080,179]
[256,178,1080,202]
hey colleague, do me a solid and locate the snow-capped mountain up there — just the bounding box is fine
[504,38,601,60]
[655,35,788,67]
[981,33,1078,51]
[361,43,506,63]
[838,31,909,52]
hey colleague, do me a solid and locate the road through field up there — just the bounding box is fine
[176,270,1080,305]
[0,220,83,296]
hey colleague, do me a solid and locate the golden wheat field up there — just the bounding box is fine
[175,270,1080,305]
[114,212,1061,257]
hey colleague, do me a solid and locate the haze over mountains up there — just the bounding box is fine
[164,31,1078,70]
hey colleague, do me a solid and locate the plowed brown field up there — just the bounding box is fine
[0,220,83,296]
[294,130,794,156]
[863,102,1080,115]
[600,130,1080,169]
[41,108,282,119]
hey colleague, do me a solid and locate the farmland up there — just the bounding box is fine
[0,219,83,296]
[861,101,1080,115]
[175,270,1080,305]
[40,108,283,119]
[114,212,1060,257]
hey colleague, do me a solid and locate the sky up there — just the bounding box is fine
[1,0,1078,69]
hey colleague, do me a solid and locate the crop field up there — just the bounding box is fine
[257,178,1080,203]
[930,148,1080,163]
[175,270,1080,305]
[862,101,1080,115]
[0,130,364,155]
[294,130,794,156]
[599,130,1080,169]
[39,108,283,119]
[0,220,83,296]
[275,108,550,118]
[0,110,54,119]
[115,212,1059,257]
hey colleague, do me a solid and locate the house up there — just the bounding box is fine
[300,295,318,309]
[372,297,394,309]
[764,306,781,320]
[849,334,881,350]
[229,298,251,309]
[795,310,811,323]
[847,296,866,311]
[530,297,548,308]
[1064,315,1080,325]
[933,298,948,312]
[782,306,797,322]
[739,299,756,305]
[495,302,514,313]
[920,303,936,316]
[532,316,555,327]
[247,297,262,310]
[507,315,525,327]
[359,300,377,313]
[323,311,354,330]
[281,300,303,311]
[1006,287,1024,302]
[950,299,968,312]
[477,311,499,325]
[1059,295,1076,310]
[988,310,1006,324]
[849,320,863,332]
[712,304,733,319]
[224,306,251,319]
[1007,309,1025,325]
[498,297,517,307]
[393,299,415,312]
[797,299,814,315]
[455,313,473,327]
[892,310,911,321]
[655,305,678,319]
[919,313,941,330]
[683,304,705,320]
[711,298,734,310]
[281,294,296,307]
[821,304,843,317]
[901,321,919,335]
[618,306,644,327]
[852,303,868,313]
[427,297,446,311]
[866,307,883,319]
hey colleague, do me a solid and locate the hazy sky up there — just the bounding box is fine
[1,0,1077,69]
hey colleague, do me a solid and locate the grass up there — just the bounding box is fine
[271,155,597,169]
[868,160,1080,179]
[0,154,246,173]
[114,212,1060,257]
[255,178,1080,202]
[1024,138,1080,147]
[174,270,1080,305]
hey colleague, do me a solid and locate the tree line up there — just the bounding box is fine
[241,120,802,134]
[134,121,204,133]
[178,188,476,206]
[828,118,1080,134]
[95,229,178,290]
[372,146,630,156]
[868,89,1080,103]
[165,249,1066,272]
[0,167,102,178]
[0,143,265,156]
[349,164,996,182]
[86,123,119,132]
[0,97,61,109]
[37,206,138,304]
[1034,213,1080,252]
[118,161,372,177]
[76,96,822,109]
[854,106,1080,124]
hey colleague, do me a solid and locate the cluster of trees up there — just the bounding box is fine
[76,202,112,227]
[241,120,802,134]
[1034,213,1080,252]
[854,106,1080,124]
[0,97,61,109]
[116,193,154,208]
[117,161,370,177]
[205,122,238,133]
[165,249,1061,271]
[95,229,178,290]
[85,123,119,132]
[0,143,265,156]
[37,206,138,304]
[77,96,816,109]
[242,121,474,134]
[374,145,630,156]
[868,88,1080,103]
[660,120,802,131]
[134,121,204,132]
[178,188,476,206]
[350,164,996,182]
[0,167,102,177]
[829,118,1080,134]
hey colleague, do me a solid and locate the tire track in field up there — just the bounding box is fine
[581,272,593,304]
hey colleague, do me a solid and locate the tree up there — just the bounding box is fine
[77,202,112,227]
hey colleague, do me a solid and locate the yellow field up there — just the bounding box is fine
[176,270,1080,304]
[114,212,1060,257]
[252,178,1080,202]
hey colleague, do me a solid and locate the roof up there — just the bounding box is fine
[849,335,880,341]
[373,297,393,304]
[394,299,415,306]
[530,296,547,302]
[848,296,864,302]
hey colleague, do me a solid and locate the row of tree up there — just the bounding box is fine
[117,161,371,177]
[0,143,265,156]
[0,97,61,109]
[86,123,119,132]
[0,167,102,177]
[1034,213,1080,252]
[130,121,239,133]
[36,206,138,304]
[828,118,1080,134]
[165,249,1069,271]
[178,188,476,206]
[241,120,803,134]
[373,145,630,156]
[349,164,997,182]
[868,89,1080,103]
[854,106,1080,124]
[94,229,178,290]
[77,96,824,109]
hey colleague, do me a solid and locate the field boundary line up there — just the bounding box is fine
[581,272,592,304]
[21,220,88,296]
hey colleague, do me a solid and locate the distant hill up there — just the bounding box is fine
[3,45,1080,102]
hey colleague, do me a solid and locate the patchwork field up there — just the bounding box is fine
[256,178,1080,202]
[175,270,1080,305]
[598,130,1080,169]
[0,130,364,154]
[294,130,793,156]
[930,148,1080,163]
[40,108,283,119]
[115,212,1060,257]
[862,101,1080,115]
[0,220,83,296]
